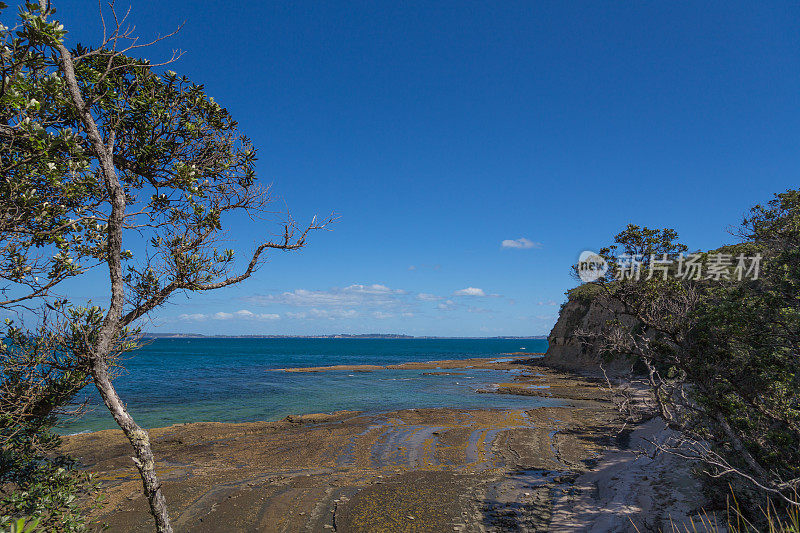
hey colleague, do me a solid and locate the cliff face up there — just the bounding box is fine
[543,289,632,374]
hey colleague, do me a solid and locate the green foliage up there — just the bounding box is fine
[565,282,606,306]
[2,517,40,533]
[583,190,800,514]
[0,1,262,309]
[0,464,102,533]
[0,2,100,300]
[0,317,106,531]
[599,224,688,260]
[1,3,325,530]
[691,191,800,500]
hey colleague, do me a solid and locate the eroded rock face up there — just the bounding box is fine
[543,291,633,374]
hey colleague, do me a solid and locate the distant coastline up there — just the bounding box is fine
[142,332,549,340]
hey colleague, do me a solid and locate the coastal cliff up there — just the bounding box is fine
[542,285,632,374]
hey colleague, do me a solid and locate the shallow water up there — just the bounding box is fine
[60,337,549,434]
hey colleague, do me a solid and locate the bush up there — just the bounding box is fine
[583,194,800,515]
[0,320,104,531]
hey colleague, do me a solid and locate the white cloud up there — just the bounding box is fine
[252,284,406,309]
[178,310,280,322]
[345,283,404,294]
[287,308,358,320]
[416,293,441,301]
[235,309,280,320]
[436,299,456,310]
[501,238,542,249]
[453,287,486,297]
[178,313,207,321]
[276,289,354,307]
[373,311,394,319]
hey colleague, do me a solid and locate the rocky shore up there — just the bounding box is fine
[62,357,705,532]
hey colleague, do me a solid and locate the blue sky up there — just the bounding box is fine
[27,1,800,336]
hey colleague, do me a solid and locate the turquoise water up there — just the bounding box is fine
[60,338,549,434]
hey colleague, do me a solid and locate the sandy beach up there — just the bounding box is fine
[61,357,703,532]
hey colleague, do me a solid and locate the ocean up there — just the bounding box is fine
[60,337,550,434]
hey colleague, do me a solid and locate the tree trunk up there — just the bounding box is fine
[92,359,173,533]
[55,37,174,533]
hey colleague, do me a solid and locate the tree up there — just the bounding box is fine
[581,196,800,514]
[0,3,329,531]
[0,312,108,532]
